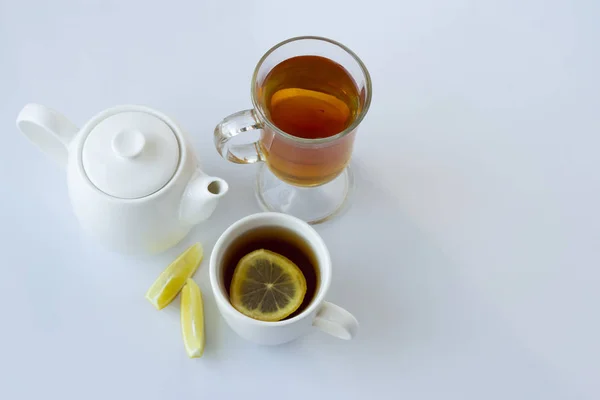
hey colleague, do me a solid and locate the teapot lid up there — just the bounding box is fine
[82,111,179,199]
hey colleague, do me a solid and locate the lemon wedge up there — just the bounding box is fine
[229,249,307,322]
[145,243,203,310]
[181,278,205,358]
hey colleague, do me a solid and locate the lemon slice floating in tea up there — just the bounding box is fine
[181,278,205,358]
[145,243,203,310]
[230,249,307,322]
[270,88,351,137]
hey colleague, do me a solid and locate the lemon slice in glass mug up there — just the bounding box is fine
[230,249,307,322]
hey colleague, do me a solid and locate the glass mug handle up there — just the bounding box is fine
[214,109,265,164]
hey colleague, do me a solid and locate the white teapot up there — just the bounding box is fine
[17,103,229,255]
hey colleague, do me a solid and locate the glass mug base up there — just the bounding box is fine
[255,163,354,225]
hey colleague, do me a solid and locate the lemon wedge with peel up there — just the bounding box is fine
[181,278,205,358]
[145,243,203,310]
[230,249,307,322]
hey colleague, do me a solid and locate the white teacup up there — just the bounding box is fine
[209,212,359,345]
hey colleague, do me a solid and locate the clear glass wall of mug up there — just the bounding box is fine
[215,36,372,224]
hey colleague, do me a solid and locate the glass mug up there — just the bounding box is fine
[214,36,372,224]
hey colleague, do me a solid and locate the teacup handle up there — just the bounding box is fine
[313,301,359,340]
[214,109,265,164]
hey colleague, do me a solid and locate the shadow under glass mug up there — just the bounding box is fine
[214,36,372,224]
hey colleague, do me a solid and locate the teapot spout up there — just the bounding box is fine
[180,171,229,226]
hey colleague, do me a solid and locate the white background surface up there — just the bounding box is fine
[1,1,599,399]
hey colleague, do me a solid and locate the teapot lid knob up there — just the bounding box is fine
[112,129,146,158]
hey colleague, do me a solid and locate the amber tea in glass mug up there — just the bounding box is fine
[260,55,361,186]
[215,36,372,224]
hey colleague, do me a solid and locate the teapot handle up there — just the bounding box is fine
[16,103,78,167]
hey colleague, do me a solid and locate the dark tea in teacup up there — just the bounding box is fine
[222,225,320,320]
